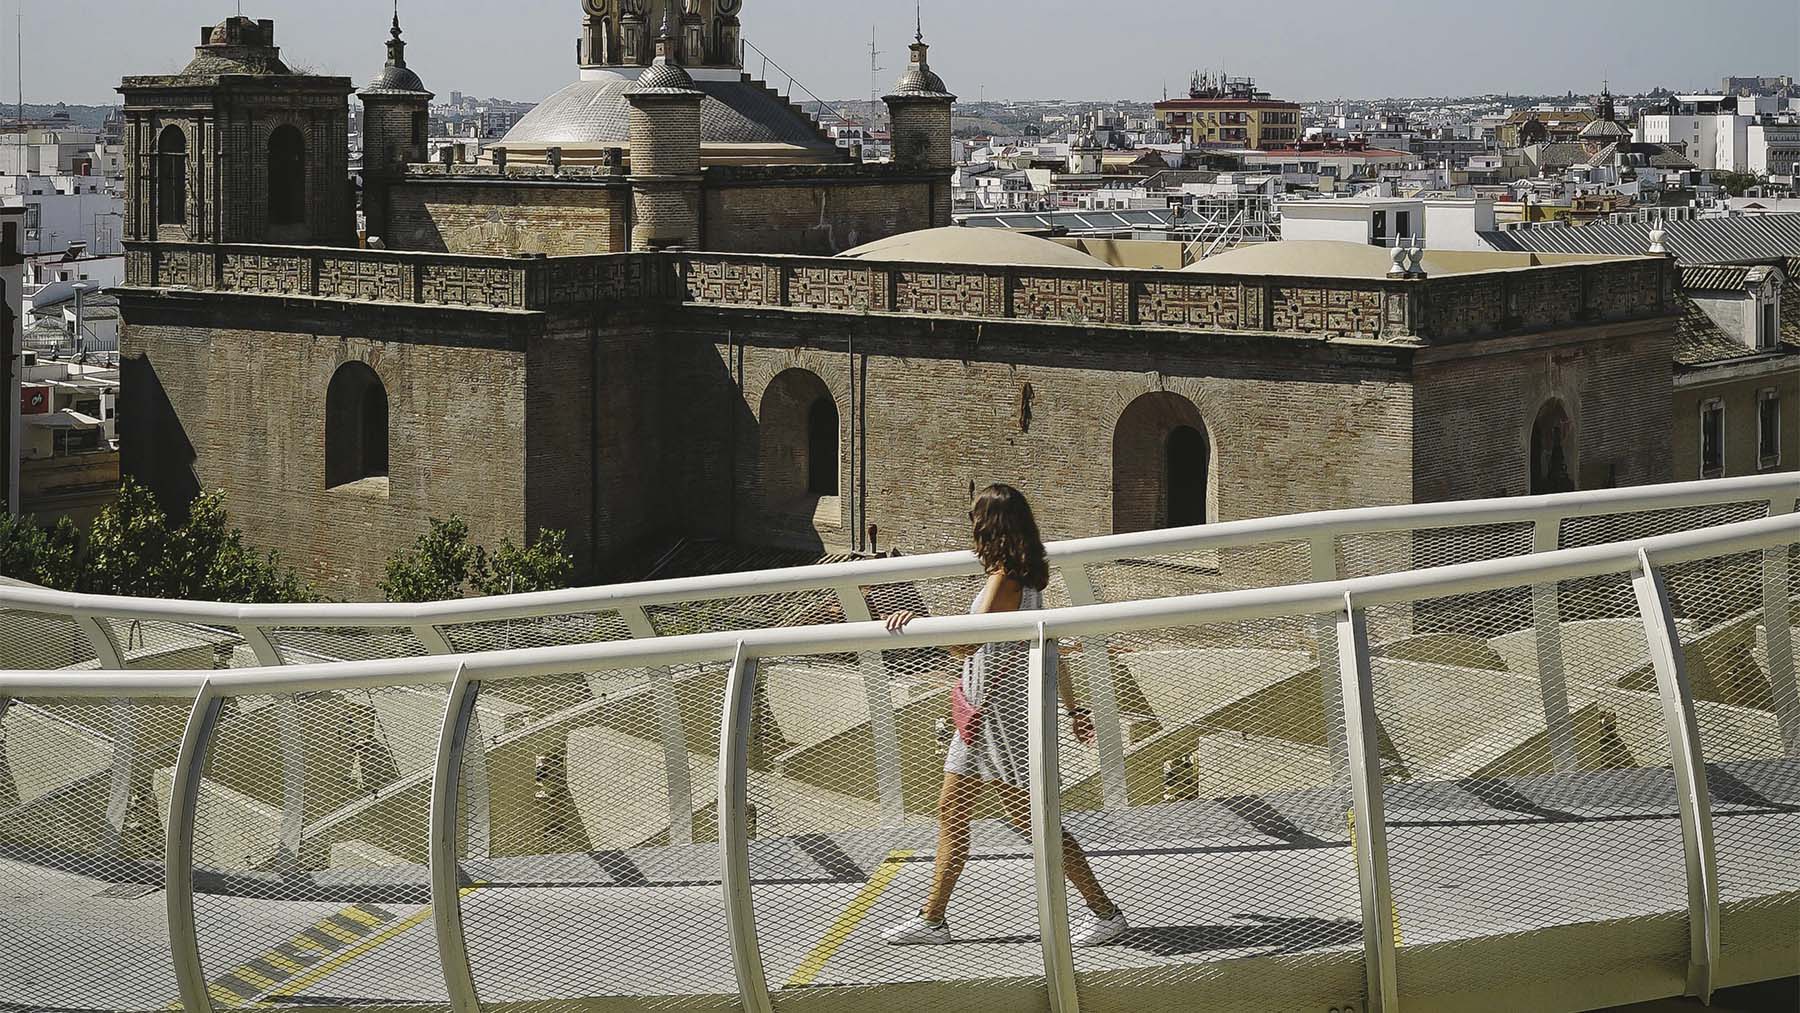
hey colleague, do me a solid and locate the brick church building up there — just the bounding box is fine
[117,5,1683,597]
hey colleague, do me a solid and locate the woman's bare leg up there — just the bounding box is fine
[921,772,981,923]
[995,783,1115,915]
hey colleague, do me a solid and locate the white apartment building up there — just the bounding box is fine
[0,125,103,177]
[1640,96,1753,172]
[1749,122,1800,178]
[0,174,125,263]
[1279,196,1498,251]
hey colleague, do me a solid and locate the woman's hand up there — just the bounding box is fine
[885,610,919,633]
[1071,708,1095,746]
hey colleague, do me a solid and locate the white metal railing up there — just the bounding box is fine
[2,507,1796,1012]
[3,474,1795,826]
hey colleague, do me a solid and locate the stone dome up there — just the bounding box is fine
[498,72,842,165]
[182,16,291,77]
[838,227,1111,269]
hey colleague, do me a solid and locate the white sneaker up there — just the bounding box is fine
[1071,907,1128,947]
[880,913,952,945]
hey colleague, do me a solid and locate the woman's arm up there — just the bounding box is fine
[942,571,1022,657]
[883,571,1022,658]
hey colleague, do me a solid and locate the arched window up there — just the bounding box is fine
[268,125,306,227]
[156,125,187,227]
[758,368,840,534]
[1114,391,1213,533]
[1529,400,1575,495]
[1166,425,1210,528]
[807,396,840,496]
[326,362,389,488]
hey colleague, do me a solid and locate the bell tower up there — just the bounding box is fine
[359,7,434,242]
[119,15,353,246]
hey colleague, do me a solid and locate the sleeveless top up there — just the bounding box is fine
[956,581,1043,788]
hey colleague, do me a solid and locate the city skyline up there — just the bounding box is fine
[1,0,1793,108]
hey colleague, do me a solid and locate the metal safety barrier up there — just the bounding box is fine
[1,504,1796,1012]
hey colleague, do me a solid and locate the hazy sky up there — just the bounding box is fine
[8,0,1797,107]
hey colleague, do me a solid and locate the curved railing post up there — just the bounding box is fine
[1761,497,1800,755]
[72,616,143,856]
[1530,518,1580,771]
[414,624,455,656]
[832,584,905,825]
[236,625,282,667]
[1058,565,1128,811]
[1631,550,1720,1002]
[235,625,306,867]
[719,641,772,1013]
[430,664,481,1013]
[1309,535,1351,782]
[1338,595,1399,1013]
[166,681,224,1013]
[620,604,696,846]
[1030,624,1078,1013]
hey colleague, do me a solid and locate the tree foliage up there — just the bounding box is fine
[380,517,574,603]
[1715,172,1760,197]
[0,479,313,603]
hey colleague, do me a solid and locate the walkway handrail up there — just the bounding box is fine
[6,510,1794,697]
[3,510,1795,1013]
[0,474,1791,631]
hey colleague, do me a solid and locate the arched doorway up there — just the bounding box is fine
[1166,425,1210,528]
[1114,391,1213,533]
[759,368,840,512]
[807,396,840,497]
[326,362,389,488]
[268,124,306,227]
[156,125,187,227]
[1529,400,1575,495]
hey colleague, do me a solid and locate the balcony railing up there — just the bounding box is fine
[1,477,1797,1011]
[2,500,1796,1011]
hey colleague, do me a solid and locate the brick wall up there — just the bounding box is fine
[120,296,540,598]
[1412,319,1677,502]
[386,182,629,255]
[672,313,1419,558]
[1672,370,1800,480]
[702,181,935,255]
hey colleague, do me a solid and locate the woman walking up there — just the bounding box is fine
[880,484,1127,948]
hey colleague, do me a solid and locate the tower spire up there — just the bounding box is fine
[916,2,924,44]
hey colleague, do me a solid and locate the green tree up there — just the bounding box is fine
[0,511,82,589]
[0,479,312,603]
[1715,172,1760,197]
[382,517,574,602]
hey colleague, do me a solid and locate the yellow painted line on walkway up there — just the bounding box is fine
[314,920,361,944]
[274,886,481,999]
[786,851,917,988]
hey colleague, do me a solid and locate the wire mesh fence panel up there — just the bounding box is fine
[439,610,636,653]
[1335,522,1535,581]
[0,695,192,1011]
[1559,501,1769,550]
[748,639,1046,1010]
[102,618,253,670]
[646,588,846,638]
[1367,576,1691,1005]
[1085,540,1312,604]
[0,609,97,669]
[1660,545,1800,970]
[458,665,739,1008]
[266,627,431,665]
[1058,616,1362,1011]
[189,685,448,1010]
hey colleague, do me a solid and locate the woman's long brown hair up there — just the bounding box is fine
[970,484,1050,591]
